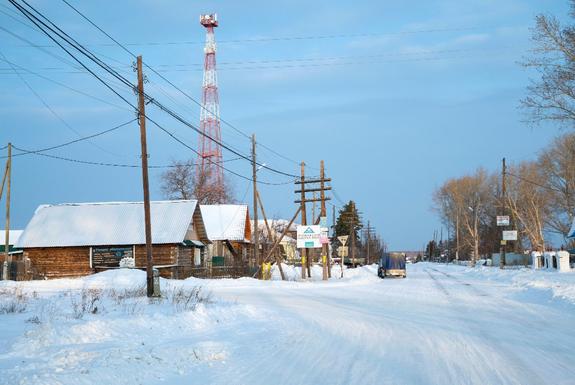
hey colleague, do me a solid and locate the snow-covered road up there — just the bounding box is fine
[203,263,575,385]
[1,263,574,385]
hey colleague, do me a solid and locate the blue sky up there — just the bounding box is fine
[0,0,571,250]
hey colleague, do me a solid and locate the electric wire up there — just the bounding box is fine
[8,0,137,109]
[2,119,137,159]
[0,57,132,111]
[17,26,482,47]
[506,171,562,193]
[10,0,299,179]
[58,0,305,169]
[20,0,294,177]
[0,47,130,158]
[145,115,295,186]
[10,145,168,168]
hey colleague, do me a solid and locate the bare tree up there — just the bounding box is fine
[160,159,234,204]
[160,160,194,200]
[433,169,497,264]
[538,133,575,245]
[522,2,575,126]
[506,161,550,251]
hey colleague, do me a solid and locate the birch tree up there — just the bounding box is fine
[505,161,550,251]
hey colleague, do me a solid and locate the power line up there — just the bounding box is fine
[0,47,130,158]
[145,115,294,186]
[0,56,132,111]
[0,47,514,74]
[12,25,483,48]
[10,145,168,168]
[506,171,562,193]
[8,144,242,168]
[58,0,306,170]
[2,119,137,159]
[11,0,299,180]
[8,0,137,109]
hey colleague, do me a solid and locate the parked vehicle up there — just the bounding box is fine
[378,253,406,278]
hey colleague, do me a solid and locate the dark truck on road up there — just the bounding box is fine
[378,252,407,278]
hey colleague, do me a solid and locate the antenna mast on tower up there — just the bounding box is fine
[198,13,224,200]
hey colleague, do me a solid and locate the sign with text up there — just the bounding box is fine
[297,225,322,248]
[502,230,518,241]
[497,216,510,226]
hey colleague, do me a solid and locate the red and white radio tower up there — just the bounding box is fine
[197,14,224,195]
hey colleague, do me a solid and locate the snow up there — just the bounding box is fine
[0,230,23,246]
[1,263,575,384]
[16,200,199,248]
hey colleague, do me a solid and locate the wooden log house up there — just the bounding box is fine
[15,200,210,279]
[200,204,252,268]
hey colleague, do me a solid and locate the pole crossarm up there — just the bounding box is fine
[295,197,331,204]
[294,187,332,194]
[294,178,331,184]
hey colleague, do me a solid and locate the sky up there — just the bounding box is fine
[0,0,572,250]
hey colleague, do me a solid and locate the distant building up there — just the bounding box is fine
[200,204,252,268]
[16,200,210,279]
[252,219,299,263]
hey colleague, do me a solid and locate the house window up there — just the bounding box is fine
[194,248,202,266]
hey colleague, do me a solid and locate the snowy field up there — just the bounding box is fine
[1,263,575,385]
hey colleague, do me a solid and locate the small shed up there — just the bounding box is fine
[200,204,251,267]
[541,251,571,272]
[16,200,210,279]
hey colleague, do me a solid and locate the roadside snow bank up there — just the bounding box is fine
[0,269,270,384]
[446,264,575,304]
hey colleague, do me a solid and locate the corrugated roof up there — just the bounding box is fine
[16,200,198,248]
[200,204,249,241]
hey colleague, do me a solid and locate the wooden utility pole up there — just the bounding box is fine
[294,163,332,279]
[500,157,507,269]
[300,162,308,279]
[350,202,356,266]
[455,210,459,261]
[332,204,337,265]
[4,143,11,264]
[256,206,301,276]
[366,220,371,265]
[252,134,259,274]
[256,191,286,280]
[320,160,328,280]
[137,56,155,298]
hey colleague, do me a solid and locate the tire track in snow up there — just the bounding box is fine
[425,268,547,385]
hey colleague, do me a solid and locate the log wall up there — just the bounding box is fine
[23,244,196,279]
[24,247,91,279]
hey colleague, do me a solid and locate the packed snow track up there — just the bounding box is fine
[1,263,574,385]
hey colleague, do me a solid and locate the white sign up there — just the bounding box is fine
[337,246,348,257]
[297,225,322,248]
[497,216,510,226]
[502,230,518,241]
[337,235,349,246]
[320,229,329,244]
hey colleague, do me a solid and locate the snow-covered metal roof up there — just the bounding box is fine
[16,200,199,248]
[200,204,249,241]
[0,230,23,245]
